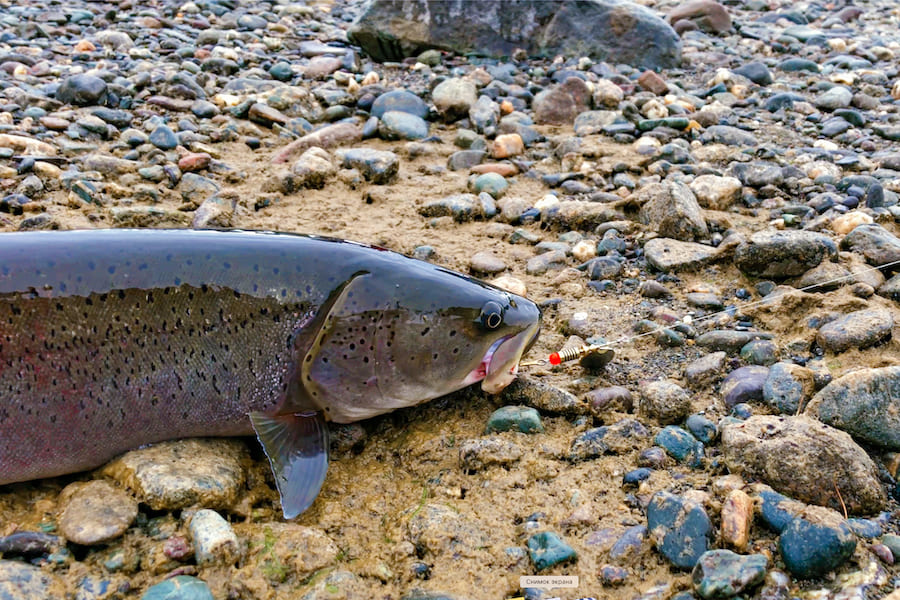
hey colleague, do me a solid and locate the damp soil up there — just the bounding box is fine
[2,124,900,600]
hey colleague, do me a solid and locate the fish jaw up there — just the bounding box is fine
[464,321,541,394]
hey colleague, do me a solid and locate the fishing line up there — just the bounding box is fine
[522,255,900,367]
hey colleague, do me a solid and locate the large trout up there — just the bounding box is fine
[0,229,541,518]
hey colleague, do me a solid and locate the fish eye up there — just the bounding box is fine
[479,301,504,329]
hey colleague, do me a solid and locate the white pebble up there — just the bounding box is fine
[571,240,598,262]
[189,509,240,566]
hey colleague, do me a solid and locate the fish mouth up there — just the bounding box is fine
[464,322,541,394]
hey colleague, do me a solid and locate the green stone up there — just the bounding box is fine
[527,531,577,571]
[141,576,214,600]
[416,49,442,66]
[472,172,508,198]
[485,406,544,434]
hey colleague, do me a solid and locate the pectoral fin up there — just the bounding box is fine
[249,411,329,519]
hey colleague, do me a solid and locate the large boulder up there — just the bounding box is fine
[347,0,681,70]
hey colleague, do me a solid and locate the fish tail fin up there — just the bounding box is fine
[249,411,329,519]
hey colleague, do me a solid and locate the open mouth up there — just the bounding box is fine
[465,322,540,394]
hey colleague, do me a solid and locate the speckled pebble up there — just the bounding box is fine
[58,480,138,545]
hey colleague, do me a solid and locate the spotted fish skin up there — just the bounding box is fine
[0,229,541,499]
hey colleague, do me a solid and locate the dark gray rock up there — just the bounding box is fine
[348,0,682,70]
[757,486,805,533]
[840,224,900,269]
[763,362,813,415]
[56,74,108,106]
[647,491,712,569]
[778,507,856,578]
[378,110,429,140]
[655,426,703,466]
[734,230,837,278]
[815,309,893,353]
[371,89,428,119]
[732,62,773,86]
[335,148,399,184]
[696,330,773,353]
[808,366,900,450]
[700,125,758,146]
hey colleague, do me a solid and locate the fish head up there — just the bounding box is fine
[300,265,541,423]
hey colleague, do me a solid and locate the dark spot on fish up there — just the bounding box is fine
[87,261,96,271]
[108,266,116,274]
[449,330,457,337]
[117,290,125,299]
[223,262,231,269]
[421,327,430,336]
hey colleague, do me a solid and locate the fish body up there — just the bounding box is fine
[0,229,541,516]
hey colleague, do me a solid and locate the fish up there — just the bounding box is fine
[0,229,541,518]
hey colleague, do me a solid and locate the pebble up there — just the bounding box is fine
[721,415,886,514]
[721,366,769,408]
[484,406,544,434]
[779,506,857,579]
[188,509,239,566]
[692,550,768,599]
[639,380,692,425]
[587,385,633,414]
[636,182,708,242]
[527,531,577,571]
[643,238,719,272]
[432,78,477,121]
[335,148,399,184]
[469,251,507,274]
[655,426,703,467]
[378,110,429,140]
[370,90,427,120]
[57,480,138,545]
[472,172,508,198]
[55,74,107,106]
[647,491,712,569]
[719,489,753,551]
[757,486,806,533]
[141,576,214,600]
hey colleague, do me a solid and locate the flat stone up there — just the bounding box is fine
[644,238,719,272]
[721,415,886,514]
[101,439,247,511]
[469,250,507,274]
[816,309,893,353]
[840,224,900,268]
[689,175,742,211]
[246,523,339,578]
[808,366,900,450]
[485,405,543,434]
[692,550,768,599]
[378,110,429,140]
[647,491,712,569]
[58,480,138,545]
[271,122,362,164]
[734,230,837,278]
[499,376,586,415]
[141,576,214,600]
[528,531,578,572]
[655,426,703,466]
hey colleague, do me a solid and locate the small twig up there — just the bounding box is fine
[834,482,848,519]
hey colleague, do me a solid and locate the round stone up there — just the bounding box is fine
[58,480,138,545]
